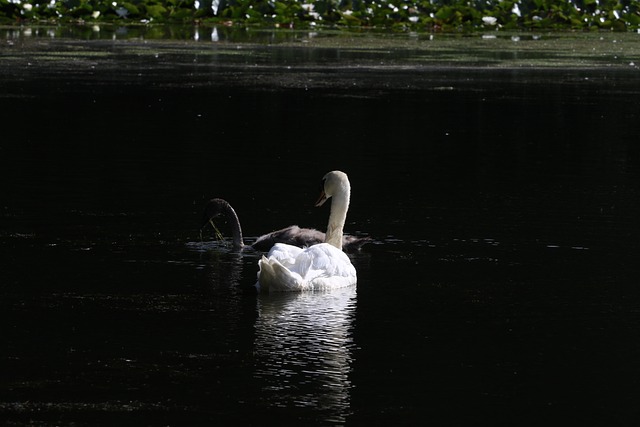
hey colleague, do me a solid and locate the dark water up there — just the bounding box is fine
[2,26,640,426]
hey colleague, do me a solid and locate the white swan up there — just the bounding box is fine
[201,198,371,252]
[256,170,358,292]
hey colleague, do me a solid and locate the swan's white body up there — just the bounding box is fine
[257,243,356,291]
[257,170,358,292]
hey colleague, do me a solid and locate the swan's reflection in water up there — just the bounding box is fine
[253,287,357,423]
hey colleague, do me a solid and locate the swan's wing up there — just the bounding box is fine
[258,243,356,292]
[291,228,325,248]
[251,232,277,252]
[252,225,325,252]
[257,255,304,292]
[256,243,307,292]
[266,243,304,268]
[295,244,357,284]
[252,225,370,253]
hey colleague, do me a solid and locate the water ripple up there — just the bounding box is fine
[253,287,357,423]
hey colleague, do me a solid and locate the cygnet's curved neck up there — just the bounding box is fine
[325,181,350,250]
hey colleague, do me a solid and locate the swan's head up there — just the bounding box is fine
[315,170,350,207]
[201,198,227,228]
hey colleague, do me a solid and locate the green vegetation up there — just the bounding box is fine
[1,0,638,31]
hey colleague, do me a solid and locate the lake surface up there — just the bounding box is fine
[1,25,640,426]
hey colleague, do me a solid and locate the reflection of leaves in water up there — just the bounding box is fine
[253,287,357,422]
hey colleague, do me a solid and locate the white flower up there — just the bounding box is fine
[23,3,33,11]
[482,16,497,26]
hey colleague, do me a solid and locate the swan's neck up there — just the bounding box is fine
[325,185,350,250]
[222,201,244,249]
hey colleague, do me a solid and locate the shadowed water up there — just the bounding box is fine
[1,26,640,426]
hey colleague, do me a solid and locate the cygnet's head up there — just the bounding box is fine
[201,198,227,228]
[315,170,350,207]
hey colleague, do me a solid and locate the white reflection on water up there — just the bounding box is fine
[253,287,357,423]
